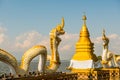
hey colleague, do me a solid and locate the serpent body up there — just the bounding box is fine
[0,18,65,75]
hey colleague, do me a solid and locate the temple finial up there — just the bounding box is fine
[80,14,89,37]
[82,13,87,25]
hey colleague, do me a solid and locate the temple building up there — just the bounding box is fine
[68,15,101,72]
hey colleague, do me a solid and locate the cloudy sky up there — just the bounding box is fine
[0,0,120,60]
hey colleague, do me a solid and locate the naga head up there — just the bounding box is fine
[102,29,109,46]
[56,17,65,36]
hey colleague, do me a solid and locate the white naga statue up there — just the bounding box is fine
[101,29,120,68]
[0,18,65,76]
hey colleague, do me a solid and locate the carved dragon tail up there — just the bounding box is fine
[20,45,47,74]
[0,49,18,74]
[0,45,47,75]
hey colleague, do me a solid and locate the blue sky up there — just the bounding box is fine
[0,0,120,60]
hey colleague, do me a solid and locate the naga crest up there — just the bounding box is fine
[56,17,65,35]
[50,18,65,37]
[102,29,109,46]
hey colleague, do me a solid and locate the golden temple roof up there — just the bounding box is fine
[72,15,98,62]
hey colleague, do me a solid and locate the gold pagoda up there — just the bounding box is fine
[68,15,100,72]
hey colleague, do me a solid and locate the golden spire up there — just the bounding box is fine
[79,15,89,38]
[72,15,98,61]
[68,15,99,72]
[82,14,87,25]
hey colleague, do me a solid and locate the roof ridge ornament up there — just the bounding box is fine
[82,13,87,25]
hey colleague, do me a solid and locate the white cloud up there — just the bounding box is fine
[0,26,7,33]
[92,34,120,56]
[15,31,42,48]
[1,26,120,60]
[60,45,72,51]
[0,34,6,44]
[14,32,78,60]
[92,36,102,44]
[107,34,120,54]
[61,33,78,40]
[60,33,78,51]
[13,31,50,55]
[108,34,119,39]
[0,27,7,44]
